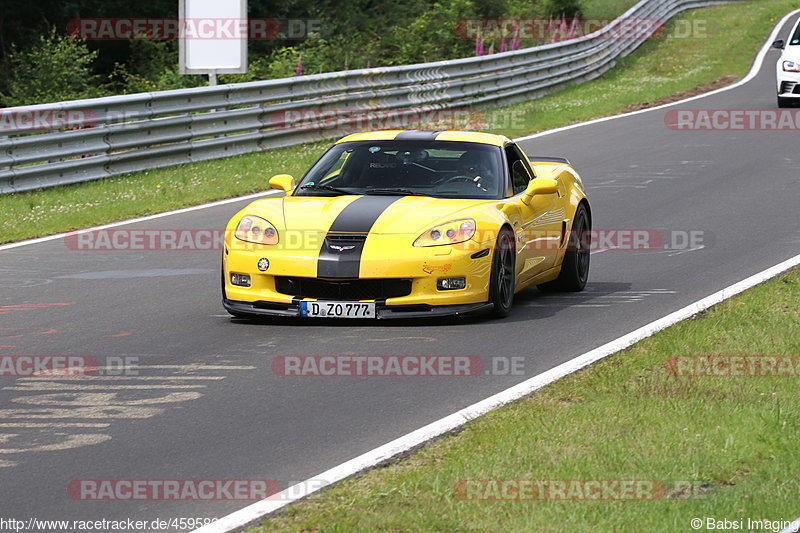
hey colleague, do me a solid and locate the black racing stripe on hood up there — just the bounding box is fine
[394,130,442,141]
[317,195,403,279]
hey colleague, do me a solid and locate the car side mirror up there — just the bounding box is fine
[269,174,295,194]
[521,178,558,204]
[772,39,785,50]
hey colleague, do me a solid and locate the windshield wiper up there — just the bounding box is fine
[364,188,429,196]
[299,183,353,195]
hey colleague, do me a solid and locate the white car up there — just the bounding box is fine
[773,20,800,108]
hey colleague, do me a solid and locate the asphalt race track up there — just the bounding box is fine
[1,13,799,530]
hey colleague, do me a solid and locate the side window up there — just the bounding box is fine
[511,160,532,194]
[506,145,533,195]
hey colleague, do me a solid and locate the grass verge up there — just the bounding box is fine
[1,0,797,244]
[248,266,800,532]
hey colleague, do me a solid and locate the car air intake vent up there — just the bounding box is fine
[781,81,797,94]
[275,277,412,300]
[325,233,368,244]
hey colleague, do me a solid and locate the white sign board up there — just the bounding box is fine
[179,0,248,75]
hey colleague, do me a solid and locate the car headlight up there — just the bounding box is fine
[234,215,279,245]
[783,60,800,72]
[414,219,476,247]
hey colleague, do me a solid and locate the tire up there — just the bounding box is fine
[778,95,791,108]
[538,203,590,292]
[489,228,516,318]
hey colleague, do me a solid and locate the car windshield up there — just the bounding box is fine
[792,22,800,45]
[295,140,505,199]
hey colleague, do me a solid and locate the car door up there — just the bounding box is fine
[504,144,563,281]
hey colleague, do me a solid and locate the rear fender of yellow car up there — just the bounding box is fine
[528,162,589,268]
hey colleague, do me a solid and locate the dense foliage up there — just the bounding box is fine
[0,0,581,106]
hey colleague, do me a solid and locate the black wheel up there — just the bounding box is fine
[778,95,791,108]
[538,203,590,292]
[489,228,516,318]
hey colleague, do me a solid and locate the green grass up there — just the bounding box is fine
[248,268,800,532]
[583,0,641,20]
[1,0,797,244]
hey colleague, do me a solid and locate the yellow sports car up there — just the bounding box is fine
[222,130,590,320]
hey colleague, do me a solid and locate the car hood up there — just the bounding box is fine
[781,46,800,62]
[279,195,493,235]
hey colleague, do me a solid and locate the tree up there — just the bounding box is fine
[1,28,100,106]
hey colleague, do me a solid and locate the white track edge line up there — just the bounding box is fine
[3,8,798,253]
[0,190,281,252]
[779,517,800,533]
[196,252,800,533]
[193,10,800,532]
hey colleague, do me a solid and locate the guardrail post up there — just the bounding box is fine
[0,135,8,172]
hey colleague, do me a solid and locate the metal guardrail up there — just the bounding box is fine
[0,0,734,194]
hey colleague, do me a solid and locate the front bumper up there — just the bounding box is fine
[223,234,495,308]
[777,71,800,96]
[222,297,493,319]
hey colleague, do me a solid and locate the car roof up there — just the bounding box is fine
[334,130,511,147]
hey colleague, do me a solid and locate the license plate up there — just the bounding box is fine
[300,301,376,318]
